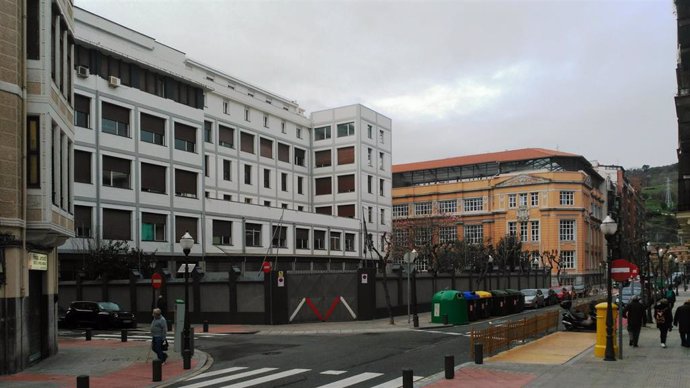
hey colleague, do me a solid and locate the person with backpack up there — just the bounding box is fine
[674,299,690,347]
[665,286,676,309]
[655,299,673,348]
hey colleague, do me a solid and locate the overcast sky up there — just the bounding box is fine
[75,0,678,169]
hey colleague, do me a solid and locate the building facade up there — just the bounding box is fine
[0,0,75,374]
[391,149,607,286]
[57,8,392,279]
[676,0,690,241]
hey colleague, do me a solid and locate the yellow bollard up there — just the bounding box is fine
[594,302,619,357]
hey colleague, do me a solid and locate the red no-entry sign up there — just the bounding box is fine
[611,259,633,282]
[262,261,271,274]
[151,272,163,289]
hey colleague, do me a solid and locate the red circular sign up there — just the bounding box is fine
[151,272,163,289]
[262,261,271,274]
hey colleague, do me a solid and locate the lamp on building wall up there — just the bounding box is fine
[601,215,618,361]
[658,246,667,288]
[645,242,655,322]
[179,231,194,370]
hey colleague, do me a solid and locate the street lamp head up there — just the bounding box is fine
[658,247,665,257]
[647,242,655,254]
[180,231,194,254]
[488,254,494,264]
[600,215,617,236]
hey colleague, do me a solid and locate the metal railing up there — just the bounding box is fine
[470,310,560,358]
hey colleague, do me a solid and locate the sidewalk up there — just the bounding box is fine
[421,289,690,388]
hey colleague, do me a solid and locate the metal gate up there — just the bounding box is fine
[287,272,358,323]
[27,270,45,364]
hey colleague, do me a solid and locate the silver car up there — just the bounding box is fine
[521,288,545,308]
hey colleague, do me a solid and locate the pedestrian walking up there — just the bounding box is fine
[623,296,645,347]
[150,308,168,363]
[673,299,690,347]
[654,299,673,348]
[665,286,676,309]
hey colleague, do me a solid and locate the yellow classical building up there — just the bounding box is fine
[392,148,607,286]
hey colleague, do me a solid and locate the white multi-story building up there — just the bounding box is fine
[58,8,392,277]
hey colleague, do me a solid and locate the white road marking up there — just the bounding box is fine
[220,369,310,387]
[369,375,424,388]
[418,330,469,336]
[320,370,347,375]
[188,366,248,381]
[180,367,277,388]
[316,372,383,388]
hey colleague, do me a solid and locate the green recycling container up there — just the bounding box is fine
[431,290,469,325]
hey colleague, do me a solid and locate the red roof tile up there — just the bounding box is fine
[392,148,579,174]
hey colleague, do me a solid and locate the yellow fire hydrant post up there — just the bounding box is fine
[594,301,618,357]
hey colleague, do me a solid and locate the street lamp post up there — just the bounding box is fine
[404,250,418,327]
[658,246,666,289]
[600,215,618,362]
[645,243,654,323]
[179,231,194,370]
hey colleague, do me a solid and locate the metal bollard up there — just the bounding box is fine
[121,329,127,342]
[152,359,162,382]
[442,314,449,325]
[474,343,483,364]
[445,355,454,379]
[402,369,413,388]
[183,348,192,370]
[203,320,209,333]
[76,375,89,388]
[85,329,92,341]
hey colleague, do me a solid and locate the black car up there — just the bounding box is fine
[64,301,136,329]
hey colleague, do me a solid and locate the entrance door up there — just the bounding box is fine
[27,270,45,364]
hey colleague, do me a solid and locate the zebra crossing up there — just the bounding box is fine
[177,366,424,388]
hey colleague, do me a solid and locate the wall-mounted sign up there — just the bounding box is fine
[29,252,48,271]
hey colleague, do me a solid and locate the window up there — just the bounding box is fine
[314,230,326,250]
[281,203,288,209]
[27,0,39,59]
[102,102,130,137]
[260,138,273,158]
[174,122,196,152]
[315,206,331,215]
[508,221,517,236]
[281,173,288,191]
[103,208,131,240]
[102,155,131,189]
[520,222,528,242]
[393,204,408,218]
[74,94,90,128]
[367,175,373,194]
[223,160,231,181]
[379,179,385,196]
[223,101,229,115]
[141,163,166,194]
[141,113,165,145]
[281,121,286,134]
[296,228,309,249]
[337,146,355,165]
[263,114,269,128]
[561,251,576,269]
[244,198,252,204]
[272,226,287,248]
[439,200,456,214]
[367,206,373,223]
[415,202,432,215]
[75,206,92,237]
[244,164,252,185]
[315,177,332,195]
[519,193,527,207]
[439,226,457,243]
[296,127,302,139]
[330,232,341,251]
[379,152,384,170]
[367,148,373,166]
[314,126,331,141]
[218,125,234,148]
[531,192,539,207]
[204,155,209,177]
[174,169,197,198]
[297,176,304,194]
[337,122,355,137]
[26,116,40,187]
[278,143,290,163]
[559,220,576,241]
[380,209,385,225]
[240,132,254,154]
[367,124,372,139]
[379,130,384,143]
[531,220,540,241]
[263,169,271,188]
[245,223,262,247]
[223,194,232,201]
[338,204,355,218]
[141,213,166,241]
[337,174,355,193]
[294,148,305,166]
[508,194,516,208]
[75,150,92,184]
[463,197,483,212]
[560,191,574,206]
[464,225,483,244]
[213,220,232,245]
[345,233,355,251]
[415,228,431,246]
[204,121,213,143]
[315,150,331,167]
[244,107,250,121]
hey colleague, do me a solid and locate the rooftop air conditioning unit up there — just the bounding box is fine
[108,76,120,88]
[76,66,89,78]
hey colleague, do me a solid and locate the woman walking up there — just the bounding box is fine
[654,299,673,348]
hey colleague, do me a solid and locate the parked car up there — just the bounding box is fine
[521,289,545,308]
[57,305,67,328]
[64,301,136,329]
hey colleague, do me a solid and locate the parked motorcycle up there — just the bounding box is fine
[561,300,596,331]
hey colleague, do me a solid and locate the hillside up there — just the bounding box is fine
[626,164,679,244]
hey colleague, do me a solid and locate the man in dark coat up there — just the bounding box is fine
[673,299,690,347]
[623,296,645,347]
[655,299,674,348]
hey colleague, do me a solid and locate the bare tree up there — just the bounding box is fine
[540,249,562,286]
[365,232,395,325]
[494,235,523,289]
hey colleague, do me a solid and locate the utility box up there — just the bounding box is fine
[431,290,469,325]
